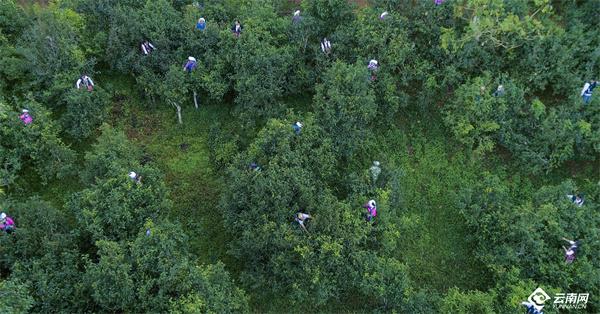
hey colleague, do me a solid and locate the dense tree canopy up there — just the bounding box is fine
[0,0,598,312]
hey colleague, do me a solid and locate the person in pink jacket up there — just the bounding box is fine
[363,199,377,222]
[19,109,33,125]
[0,212,15,234]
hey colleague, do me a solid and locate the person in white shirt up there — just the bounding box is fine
[581,80,598,104]
[128,171,142,184]
[295,212,312,233]
[566,194,584,207]
[493,84,505,97]
[370,161,381,183]
[76,75,94,91]
[141,40,156,55]
[321,38,331,55]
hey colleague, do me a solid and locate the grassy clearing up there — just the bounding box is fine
[397,142,491,291]
[125,101,239,268]
[376,116,493,293]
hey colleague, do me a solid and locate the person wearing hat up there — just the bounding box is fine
[196,17,206,31]
[292,10,302,24]
[581,80,598,104]
[368,59,379,71]
[292,121,303,135]
[76,75,94,91]
[0,212,15,234]
[363,200,377,222]
[369,161,381,183]
[231,20,243,37]
[294,212,312,233]
[492,84,505,97]
[141,40,156,55]
[379,11,389,20]
[128,171,142,184]
[368,59,379,81]
[562,237,580,264]
[566,193,584,207]
[320,38,332,55]
[19,109,33,125]
[183,57,197,73]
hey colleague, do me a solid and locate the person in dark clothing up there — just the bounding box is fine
[566,193,584,207]
[292,10,302,24]
[231,20,243,37]
[249,162,261,172]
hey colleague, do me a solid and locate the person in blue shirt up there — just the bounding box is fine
[196,18,206,31]
[292,121,303,135]
[249,162,261,172]
[183,57,197,73]
[521,302,543,314]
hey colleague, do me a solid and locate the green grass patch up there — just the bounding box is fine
[376,114,493,293]
[125,101,239,270]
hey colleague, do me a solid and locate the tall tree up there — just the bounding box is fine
[313,61,377,158]
[0,100,74,187]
